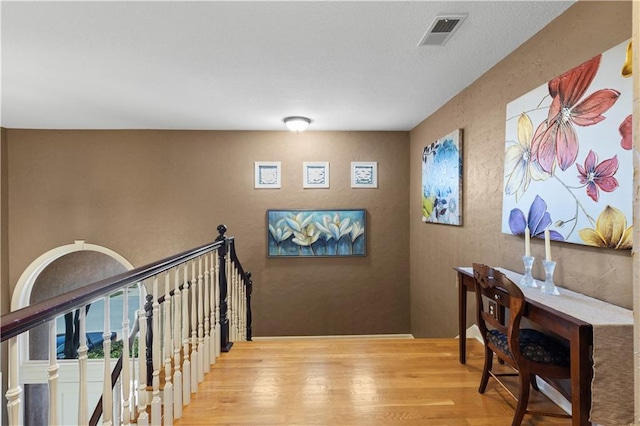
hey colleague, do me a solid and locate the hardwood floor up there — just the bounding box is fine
[175,338,570,425]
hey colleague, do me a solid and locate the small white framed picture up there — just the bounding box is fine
[351,162,377,188]
[255,161,281,189]
[303,162,330,188]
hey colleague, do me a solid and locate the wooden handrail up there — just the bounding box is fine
[1,236,228,342]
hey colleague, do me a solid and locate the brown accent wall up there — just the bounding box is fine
[409,1,633,337]
[6,130,410,336]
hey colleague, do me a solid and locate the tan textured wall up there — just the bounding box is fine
[6,129,410,336]
[410,1,633,337]
[1,128,7,317]
[1,127,8,426]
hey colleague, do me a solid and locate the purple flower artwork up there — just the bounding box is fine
[502,40,632,249]
[509,195,564,241]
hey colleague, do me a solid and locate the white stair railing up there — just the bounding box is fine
[2,226,251,426]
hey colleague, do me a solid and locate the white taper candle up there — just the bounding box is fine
[544,229,552,261]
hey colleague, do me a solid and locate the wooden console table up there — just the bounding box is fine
[454,266,633,426]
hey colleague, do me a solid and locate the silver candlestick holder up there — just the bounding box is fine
[540,259,560,295]
[519,255,537,288]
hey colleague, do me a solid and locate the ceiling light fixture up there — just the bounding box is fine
[284,116,311,132]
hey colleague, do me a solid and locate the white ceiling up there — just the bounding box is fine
[1,1,575,131]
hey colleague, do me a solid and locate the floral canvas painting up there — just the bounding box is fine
[501,40,633,249]
[267,209,366,257]
[422,129,462,226]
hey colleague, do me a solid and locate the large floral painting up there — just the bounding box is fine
[267,209,366,257]
[422,129,463,226]
[501,40,632,249]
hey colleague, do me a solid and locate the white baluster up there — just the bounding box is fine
[5,336,22,426]
[197,256,204,382]
[227,262,234,343]
[235,268,240,341]
[47,320,59,426]
[182,264,191,405]
[214,250,221,358]
[114,378,122,426]
[163,271,174,425]
[239,273,246,340]
[238,274,247,340]
[122,285,131,426]
[78,307,88,425]
[137,283,149,425]
[209,251,217,365]
[229,266,238,342]
[173,266,183,419]
[190,261,198,393]
[129,344,137,425]
[151,276,161,425]
[136,282,149,425]
[103,296,113,426]
[203,254,211,373]
[236,269,241,340]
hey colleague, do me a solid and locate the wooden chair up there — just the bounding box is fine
[472,263,571,426]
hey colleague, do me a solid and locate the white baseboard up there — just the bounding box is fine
[536,378,571,415]
[459,324,483,342]
[252,334,414,341]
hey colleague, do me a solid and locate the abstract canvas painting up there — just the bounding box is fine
[255,162,281,189]
[422,129,463,226]
[267,209,366,257]
[501,40,632,249]
[303,162,329,188]
[351,162,378,188]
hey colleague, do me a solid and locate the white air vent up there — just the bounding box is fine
[417,14,467,47]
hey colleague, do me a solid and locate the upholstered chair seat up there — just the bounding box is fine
[486,329,570,367]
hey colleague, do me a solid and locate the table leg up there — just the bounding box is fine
[458,272,466,364]
[570,325,592,426]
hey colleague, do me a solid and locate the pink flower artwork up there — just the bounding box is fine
[619,115,632,150]
[502,40,633,249]
[576,150,619,202]
[531,55,620,174]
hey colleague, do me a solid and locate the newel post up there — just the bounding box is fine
[246,272,253,341]
[216,224,233,352]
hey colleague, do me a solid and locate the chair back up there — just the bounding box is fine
[472,263,526,364]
